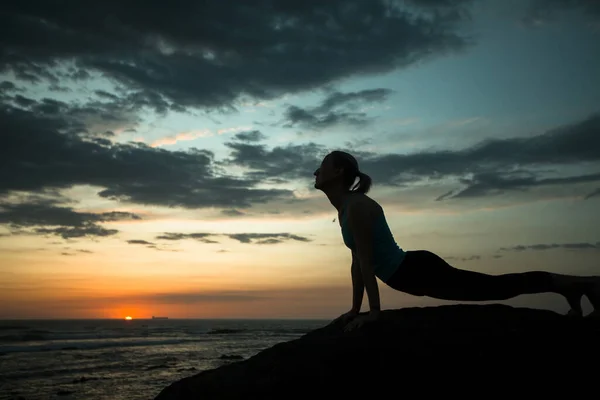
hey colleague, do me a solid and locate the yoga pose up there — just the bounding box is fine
[314,151,599,331]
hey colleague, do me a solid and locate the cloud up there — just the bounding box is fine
[0,81,19,92]
[0,101,295,209]
[221,111,600,202]
[439,171,600,200]
[5,93,144,139]
[221,209,245,217]
[126,238,178,251]
[523,0,600,27]
[233,130,267,142]
[355,111,600,199]
[499,242,600,252]
[127,240,155,245]
[35,225,118,239]
[281,88,394,130]
[222,139,327,184]
[227,233,311,244]
[156,232,220,244]
[1,0,474,112]
[156,232,312,245]
[0,196,140,239]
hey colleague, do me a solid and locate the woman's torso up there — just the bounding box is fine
[338,194,406,282]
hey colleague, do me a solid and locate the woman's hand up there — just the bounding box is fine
[343,310,380,332]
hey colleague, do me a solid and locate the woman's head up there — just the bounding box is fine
[313,151,372,194]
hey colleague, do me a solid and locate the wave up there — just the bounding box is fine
[0,327,313,344]
[206,328,247,334]
[0,325,32,331]
[0,333,47,342]
[0,331,140,343]
[206,328,313,335]
[0,337,210,354]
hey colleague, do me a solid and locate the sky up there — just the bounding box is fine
[1,0,599,319]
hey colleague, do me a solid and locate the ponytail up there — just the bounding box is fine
[353,172,372,194]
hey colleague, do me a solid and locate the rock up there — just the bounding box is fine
[154,305,600,399]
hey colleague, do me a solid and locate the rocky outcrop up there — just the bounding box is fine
[154,304,599,399]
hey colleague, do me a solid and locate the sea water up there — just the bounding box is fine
[0,318,327,400]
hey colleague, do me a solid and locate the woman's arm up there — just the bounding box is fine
[347,203,381,314]
[350,252,365,312]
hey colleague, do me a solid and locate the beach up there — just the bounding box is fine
[0,318,327,400]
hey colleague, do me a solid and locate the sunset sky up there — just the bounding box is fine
[1,0,599,319]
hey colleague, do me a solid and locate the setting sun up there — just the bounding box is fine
[125,316,132,320]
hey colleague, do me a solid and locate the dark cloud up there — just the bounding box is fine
[221,209,245,217]
[439,171,600,200]
[3,91,169,139]
[523,0,600,26]
[0,101,295,209]
[35,225,118,240]
[126,238,178,251]
[499,242,600,252]
[127,240,155,245]
[357,111,600,199]
[0,81,19,91]
[282,88,393,130]
[156,233,220,244]
[227,233,311,244]
[222,140,327,183]
[0,197,139,239]
[0,198,138,227]
[156,232,311,245]
[1,0,474,111]
[233,130,267,142]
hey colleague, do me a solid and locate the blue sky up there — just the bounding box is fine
[1,0,599,318]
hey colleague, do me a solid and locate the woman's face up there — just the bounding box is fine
[314,155,342,190]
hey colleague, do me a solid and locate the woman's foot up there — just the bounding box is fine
[551,274,587,316]
[583,277,600,317]
[566,293,583,317]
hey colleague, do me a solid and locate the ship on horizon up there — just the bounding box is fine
[152,316,168,319]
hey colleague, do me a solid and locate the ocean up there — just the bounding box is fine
[0,318,328,400]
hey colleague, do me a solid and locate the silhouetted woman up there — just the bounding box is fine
[313,150,599,330]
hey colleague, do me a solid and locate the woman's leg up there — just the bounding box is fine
[387,250,592,313]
